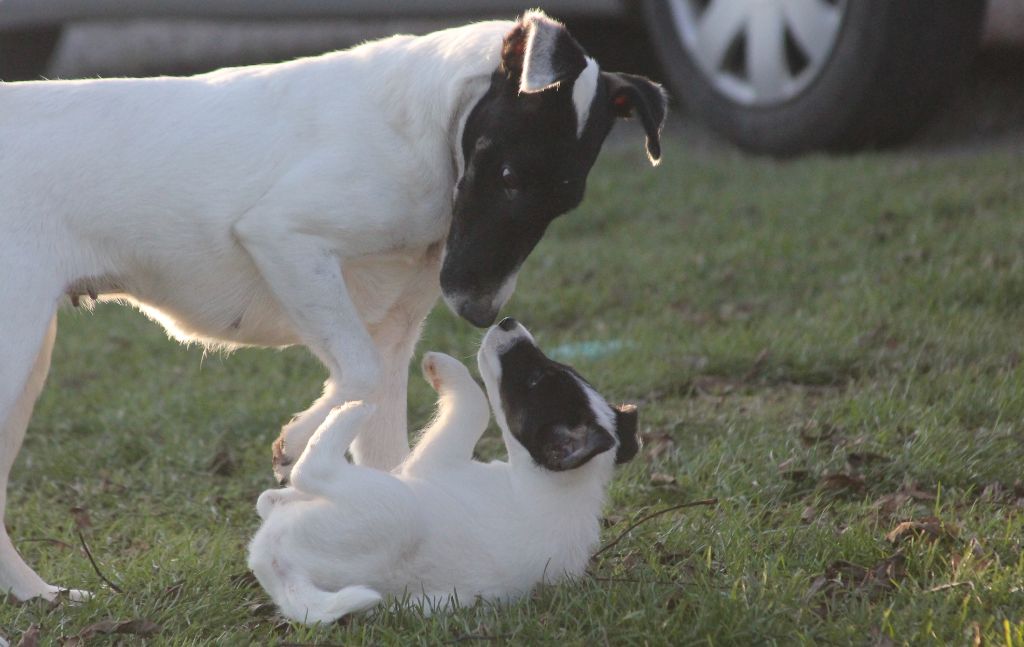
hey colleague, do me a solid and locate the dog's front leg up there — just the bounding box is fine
[232,218,380,482]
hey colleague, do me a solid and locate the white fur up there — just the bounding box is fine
[247,347,617,624]
[573,57,600,137]
[0,19,517,601]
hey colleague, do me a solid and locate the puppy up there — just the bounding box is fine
[248,318,639,623]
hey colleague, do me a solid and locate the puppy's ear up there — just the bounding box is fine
[613,404,640,464]
[543,424,616,471]
[604,72,669,165]
[502,10,588,93]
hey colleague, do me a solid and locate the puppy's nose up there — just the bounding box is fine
[498,317,518,332]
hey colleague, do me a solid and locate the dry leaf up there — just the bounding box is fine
[798,420,840,447]
[16,624,40,647]
[229,571,259,589]
[643,431,676,463]
[208,449,237,477]
[902,482,936,501]
[601,514,625,529]
[885,517,959,544]
[846,452,890,470]
[818,473,865,492]
[649,472,677,487]
[807,554,906,616]
[778,458,811,482]
[65,618,161,645]
[872,493,911,517]
[69,507,91,530]
[800,505,817,524]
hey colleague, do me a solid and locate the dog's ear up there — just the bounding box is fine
[613,404,640,464]
[502,10,588,94]
[543,423,616,471]
[604,72,669,165]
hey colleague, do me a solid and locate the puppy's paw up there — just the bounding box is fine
[421,352,468,392]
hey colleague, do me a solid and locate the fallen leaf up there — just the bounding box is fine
[797,421,840,447]
[649,472,677,487]
[741,347,771,381]
[65,619,161,645]
[800,505,816,524]
[229,571,259,589]
[208,449,237,477]
[807,554,906,610]
[247,601,277,617]
[885,517,959,544]
[692,375,736,396]
[901,482,936,501]
[951,538,992,574]
[870,627,898,647]
[966,621,982,647]
[846,452,890,470]
[778,458,811,483]
[16,624,40,647]
[872,493,911,517]
[818,473,865,493]
[69,507,91,530]
[601,515,625,528]
[643,431,676,463]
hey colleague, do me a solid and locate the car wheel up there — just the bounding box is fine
[0,27,62,81]
[640,0,987,156]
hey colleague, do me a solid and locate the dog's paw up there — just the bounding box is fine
[36,586,92,604]
[271,436,293,485]
[421,352,467,392]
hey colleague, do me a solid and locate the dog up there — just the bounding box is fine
[247,317,640,623]
[0,10,665,600]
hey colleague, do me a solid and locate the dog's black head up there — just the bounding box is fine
[478,317,640,472]
[441,11,668,327]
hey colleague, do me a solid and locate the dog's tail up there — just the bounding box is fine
[278,579,383,624]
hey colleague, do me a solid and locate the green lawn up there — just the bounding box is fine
[3,136,1023,645]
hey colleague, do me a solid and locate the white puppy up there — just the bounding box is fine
[247,318,639,623]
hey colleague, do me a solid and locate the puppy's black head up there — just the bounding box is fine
[441,11,668,328]
[478,317,640,471]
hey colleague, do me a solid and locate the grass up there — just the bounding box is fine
[2,134,1024,645]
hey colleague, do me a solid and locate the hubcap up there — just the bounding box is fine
[669,0,847,106]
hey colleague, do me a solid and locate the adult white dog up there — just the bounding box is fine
[0,11,665,600]
[248,318,640,624]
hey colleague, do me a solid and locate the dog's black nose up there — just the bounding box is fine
[498,317,518,331]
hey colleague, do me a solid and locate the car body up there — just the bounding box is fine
[1,0,1018,154]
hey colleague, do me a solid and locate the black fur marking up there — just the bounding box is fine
[497,339,616,471]
[613,404,640,464]
[440,21,669,328]
[604,72,668,162]
[546,28,587,89]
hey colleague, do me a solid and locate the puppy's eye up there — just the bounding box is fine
[501,164,520,198]
[527,372,543,388]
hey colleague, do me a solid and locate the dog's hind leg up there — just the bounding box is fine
[288,402,376,498]
[0,313,89,601]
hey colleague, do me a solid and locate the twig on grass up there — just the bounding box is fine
[76,530,124,593]
[591,498,718,561]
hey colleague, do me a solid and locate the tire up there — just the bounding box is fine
[640,0,987,156]
[0,27,62,81]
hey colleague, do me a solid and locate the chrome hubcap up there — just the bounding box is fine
[669,0,847,106]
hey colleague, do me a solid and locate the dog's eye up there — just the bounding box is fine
[527,372,543,388]
[501,164,520,198]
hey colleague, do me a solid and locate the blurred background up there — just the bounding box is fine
[1,0,1023,155]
